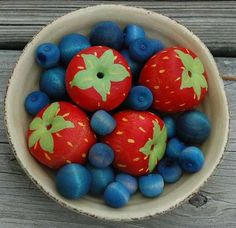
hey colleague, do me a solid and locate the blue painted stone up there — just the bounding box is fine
[116,173,138,195]
[166,137,186,160]
[88,143,114,168]
[163,116,176,139]
[149,39,165,54]
[126,86,153,110]
[35,43,60,69]
[90,110,116,136]
[39,67,66,99]
[55,164,91,199]
[104,182,130,208]
[59,33,91,64]
[177,110,211,144]
[123,24,145,47]
[139,174,164,198]
[90,21,123,50]
[179,146,205,173]
[25,91,50,115]
[157,158,182,183]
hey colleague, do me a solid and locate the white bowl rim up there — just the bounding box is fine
[4,4,230,221]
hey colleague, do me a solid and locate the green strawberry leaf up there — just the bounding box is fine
[42,102,59,125]
[148,152,158,172]
[39,131,54,153]
[140,140,153,156]
[197,74,208,88]
[29,117,44,131]
[99,49,115,66]
[93,79,111,101]
[82,54,100,70]
[180,70,193,89]
[50,116,74,133]
[152,121,161,143]
[71,69,95,89]
[107,64,130,82]
[28,129,45,148]
[175,50,193,70]
[192,78,202,100]
[192,57,204,74]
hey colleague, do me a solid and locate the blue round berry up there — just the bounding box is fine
[87,165,114,195]
[116,173,138,195]
[129,38,154,62]
[59,33,91,64]
[163,116,176,139]
[90,21,123,50]
[157,158,182,184]
[35,43,60,69]
[90,110,116,136]
[120,50,142,78]
[177,110,211,144]
[149,39,165,54]
[179,146,205,173]
[166,137,186,160]
[126,86,153,110]
[123,24,145,47]
[104,182,130,208]
[39,67,66,99]
[139,174,164,198]
[55,164,91,199]
[88,143,114,168]
[25,91,50,115]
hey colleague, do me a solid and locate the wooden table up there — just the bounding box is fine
[0,1,235,227]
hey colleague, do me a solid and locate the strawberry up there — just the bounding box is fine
[102,110,167,176]
[27,101,96,169]
[139,47,208,113]
[66,46,132,111]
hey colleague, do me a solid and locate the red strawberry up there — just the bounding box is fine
[139,47,208,113]
[27,101,96,169]
[102,110,167,176]
[66,46,132,111]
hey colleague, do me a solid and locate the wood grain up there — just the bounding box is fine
[0,50,236,227]
[0,1,235,56]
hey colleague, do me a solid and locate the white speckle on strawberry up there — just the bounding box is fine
[145,168,149,172]
[186,49,190,54]
[98,46,102,48]
[82,153,86,158]
[116,149,121,152]
[34,142,38,150]
[154,86,159,90]
[179,103,186,107]
[44,153,51,161]
[98,102,101,107]
[84,138,89,143]
[117,164,127,168]
[123,93,126,96]
[132,157,140,162]
[175,77,181,81]
[167,108,173,111]
[105,140,110,144]
[66,160,71,164]
[162,50,167,53]
[181,66,185,70]
[56,133,62,137]
[194,94,196,100]
[144,65,148,69]
[77,66,84,69]
[146,79,150,82]
[116,131,124,135]
[128,139,135,144]
[127,66,131,70]
[155,100,159,103]
[114,55,117,60]
[62,113,70,117]
[56,108,60,115]
[122,118,128,122]
[139,168,144,172]
[94,52,97,56]
[165,86,169,89]
[159,69,165,74]
[86,117,89,121]
[144,156,148,160]
[78,122,85,127]
[151,54,157,60]
[93,134,97,138]
[67,141,73,147]
[175,55,180,59]
[76,54,80,57]
[151,64,156,68]
[170,91,175,94]
[163,56,169,60]
[107,91,110,95]
[139,127,146,133]
[139,115,145,120]
[165,101,171,104]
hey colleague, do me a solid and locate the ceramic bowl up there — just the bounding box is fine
[4,5,229,221]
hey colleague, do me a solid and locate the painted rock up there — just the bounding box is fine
[102,111,167,176]
[66,46,132,111]
[139,47,208,113]
[27,101,96,169]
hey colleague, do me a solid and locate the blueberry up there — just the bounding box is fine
[25,91,50,115]
[157,158,182,183]
[90,110,116,136]
[129,38,154,62]
[87,165,114,195]
[120,50,142,78]
[166,137,186,160]
[88,143,114,168]
[116,173,138,195]
[39,67,66,99]
[163,116,176,139]
[149,39,165,54]
[179,146,205,173]
[59,33,91,64]
[126,86,153,110]
[35,43,60,69]
[177,110,211,144]
[123,24,145,47]
[90,21,123,50]
[55,164,91,199]
[104,182,130,208]
[139,174,164,198]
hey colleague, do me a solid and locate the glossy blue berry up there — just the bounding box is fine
[126,86,153,110]
[179,146,205,173]
[116,173,138,195]
[129,38,154,62]
[120,50,142,78]
[59,33,91,64]
[139,174,164,198]
[90,110,116,136]
[157,158,182,183]
[25,91,50,115]
[177,110,211,144]
[56,164,91,199]
[88,143,114,168]
[87,165,114,195]
[163,116,176,139]
[124,24,145,47]
[104,182,130,208]
[90,21,123,50]
[39,67,66,99]
[166,137,186,160]
[149,39,165,54]
[35,43,60,69]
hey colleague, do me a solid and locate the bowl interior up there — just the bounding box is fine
[5,5,229,221]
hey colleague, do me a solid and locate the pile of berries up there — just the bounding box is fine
[25,21,210,208]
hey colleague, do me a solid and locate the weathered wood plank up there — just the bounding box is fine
[0,1,235,56]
